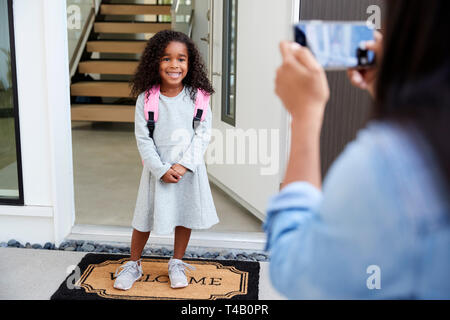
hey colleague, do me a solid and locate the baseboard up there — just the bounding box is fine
[69,224,266,251]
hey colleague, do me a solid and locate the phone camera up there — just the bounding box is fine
[357,48,370,66]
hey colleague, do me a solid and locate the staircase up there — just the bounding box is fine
[70,1,172,123]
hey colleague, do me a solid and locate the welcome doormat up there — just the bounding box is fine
[51,253,259,300]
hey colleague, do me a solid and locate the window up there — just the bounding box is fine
[0,0,24,205]
[221,0,237,126]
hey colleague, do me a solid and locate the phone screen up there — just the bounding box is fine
[294,21,376,70]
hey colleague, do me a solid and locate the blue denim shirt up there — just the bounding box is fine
[264,121,450,299]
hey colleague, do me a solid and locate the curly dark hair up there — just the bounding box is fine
[130,30,214,101]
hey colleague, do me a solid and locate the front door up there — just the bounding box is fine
[207,0,296,220]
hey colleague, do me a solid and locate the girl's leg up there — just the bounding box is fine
[130,228,150,262]
[173,226,192,259]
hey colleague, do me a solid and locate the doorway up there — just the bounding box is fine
[69,0,264,248]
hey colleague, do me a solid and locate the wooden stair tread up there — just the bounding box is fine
[100,4,171,15]
[71,82,132,98]
[78,60,139,75]
[71,104,135,123]
[86,41,147,53]
[94,22,171,34]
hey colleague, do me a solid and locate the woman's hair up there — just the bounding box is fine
[374,0,450,188]
[130,30,214,101]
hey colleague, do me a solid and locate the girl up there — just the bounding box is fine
[113,30,219,291]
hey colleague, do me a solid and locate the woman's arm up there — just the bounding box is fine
[282,119,322,190]
[275,42,329,190]
[265,36,404,299]
[279,31,382,190]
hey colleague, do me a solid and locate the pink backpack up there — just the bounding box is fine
[144,85,210,139]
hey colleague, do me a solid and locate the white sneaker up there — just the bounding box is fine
[113,260,143,291]
[168,258,196,289]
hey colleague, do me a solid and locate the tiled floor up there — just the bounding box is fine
[72,121,263,233]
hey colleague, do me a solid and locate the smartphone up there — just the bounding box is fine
[294,21,376,70]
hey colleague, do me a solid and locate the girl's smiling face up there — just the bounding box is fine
[159,41,189,88]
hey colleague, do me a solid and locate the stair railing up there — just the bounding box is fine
[171,0,194,38]
[67,0,97,79]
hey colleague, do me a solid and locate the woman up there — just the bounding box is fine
[264,0,449,299]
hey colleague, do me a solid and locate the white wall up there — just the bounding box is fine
[13,0,53,207]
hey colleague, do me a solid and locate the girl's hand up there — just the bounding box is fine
[161,168,182,183]
[347,31,383,98]
[275,41,330,125]
[171,164,188,176]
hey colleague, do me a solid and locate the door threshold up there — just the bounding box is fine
[68,224,266,251]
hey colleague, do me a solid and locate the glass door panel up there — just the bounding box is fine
[0,0,23,204]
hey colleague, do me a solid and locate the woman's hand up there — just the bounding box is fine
[347,31,383,98]
[275,41,330,127]
[161,168,182,183]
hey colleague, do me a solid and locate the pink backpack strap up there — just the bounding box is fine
[144,85,160,122]
[142,85,160,166]
[193,89,210,122]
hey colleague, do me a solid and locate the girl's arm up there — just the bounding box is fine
[135,93,172,180]
[177,102,213,173]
